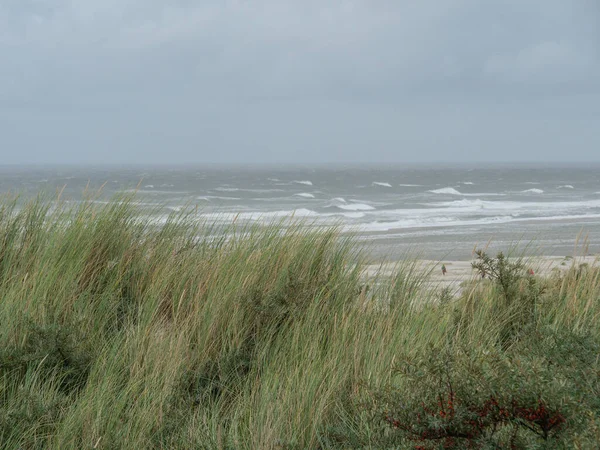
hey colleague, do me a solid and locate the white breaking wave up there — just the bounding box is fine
[355,216,514,232]
[429,187,462,195]
[557,185,574,189]
[197,196,242,201]
[123,189,190,195]
[293,180,313,186]
[144,185,154,188]
[353,213,600,233]
[462,192,506,197]
[336,203,375,211]
[398,184,422,187]
[200,209,318,222]
[372,182,392,187]
[326,197,375,211]
[214,187,239,192]
[427,198,600,212]
[214,187,285,193]
[521,188,544,194]
[294,193,315,198]
[148,209,320,227]
[461,182,474,185]
[338,212,366,219]
[524,182,541,185]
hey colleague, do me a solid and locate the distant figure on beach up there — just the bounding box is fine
[528,268,534,276]
[441,264,447,276]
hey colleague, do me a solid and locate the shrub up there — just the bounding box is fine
[331,326,600,448]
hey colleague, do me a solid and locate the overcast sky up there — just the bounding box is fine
[1,1,598,165]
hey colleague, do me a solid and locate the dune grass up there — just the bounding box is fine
[0,195,599,449]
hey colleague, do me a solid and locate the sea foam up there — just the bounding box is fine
[327,197,375,211]
[200,209,318,223]
[372,182,392,187]
[335,203,375,211]
[197,196,242,201]
[429,187,462,195]
[359,213,600,233]
[214,187,239,192]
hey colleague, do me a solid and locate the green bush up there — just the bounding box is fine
[331,327,600,448]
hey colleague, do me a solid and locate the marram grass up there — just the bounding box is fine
[0,195,599,449]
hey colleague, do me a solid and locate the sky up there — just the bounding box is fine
[0,0,599,165]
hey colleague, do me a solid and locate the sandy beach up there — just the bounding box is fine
[365,255,600,294]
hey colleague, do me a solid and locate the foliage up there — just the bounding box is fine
[0,195,599,448]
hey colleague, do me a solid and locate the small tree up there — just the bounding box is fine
[471,250,524,306]
[471,250,544,347]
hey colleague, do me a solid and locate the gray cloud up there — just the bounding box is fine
[0,0,598,164]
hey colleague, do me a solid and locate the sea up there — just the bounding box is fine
[2,164,600,261]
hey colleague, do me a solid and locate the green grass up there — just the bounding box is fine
[0,195,599,449]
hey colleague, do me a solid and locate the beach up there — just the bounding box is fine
[366,255,600,294]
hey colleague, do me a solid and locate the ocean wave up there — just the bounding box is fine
[355,215,515,232]
[524,182,541,185]
[428,198,600,211]
[144,185,154,188]
[294,193,315,198]
[398,184,422,187]
[348,198,600,226]
[293,180,313,186]
[197,196,242,201]
[429,187,462,195]
[339,212,366,219]
[214,187,285,193]
[557,185,574,189]
[326,197,375,211]
[335,203,375,211]
[461,182,474,185]
[199,209,318,222]
[90,200,158,207]
[372,182,392,187]
[123,189,191,195]
[354,213,600,233]
[462,193,507,197]
[521,189,544,194]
